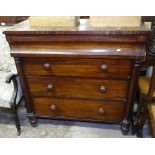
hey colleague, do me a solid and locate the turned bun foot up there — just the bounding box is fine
[28,112,37,127]
[121,119,131,135]
[136,129,143,138]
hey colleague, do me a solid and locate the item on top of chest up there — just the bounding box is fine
[29,16,79,27]
[89,16,142,27]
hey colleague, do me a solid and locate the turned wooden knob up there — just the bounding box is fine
[100,64,108,72]
[98,107,105,114]
[100,85,106,93]
[50,104,56,111]
[47,84,53,91]
[43,63,51,70]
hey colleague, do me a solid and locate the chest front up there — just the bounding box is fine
[4,21,150,135]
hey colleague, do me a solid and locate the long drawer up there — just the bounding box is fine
[23,59,131,79]
[33,98,125,122]
[27,77,128,100]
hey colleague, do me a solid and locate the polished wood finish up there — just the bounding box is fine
[33,98,125,122]
[15,58,37,126]
[23,59,131,79]
[27,76,128,100]
[4,19,150,135]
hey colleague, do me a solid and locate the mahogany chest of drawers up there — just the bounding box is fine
[4,19,150,135]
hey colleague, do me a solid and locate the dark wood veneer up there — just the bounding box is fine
[33,98,125,122]
[23,58,131,79]
[27,76,128,100]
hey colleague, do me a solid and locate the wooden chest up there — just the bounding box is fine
[4,19,150,135]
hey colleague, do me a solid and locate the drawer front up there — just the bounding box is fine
[33,98,125,122]
[28,77,128,100]
[23,59,131,79]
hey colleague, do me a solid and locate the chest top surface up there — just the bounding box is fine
[3,19,151,34]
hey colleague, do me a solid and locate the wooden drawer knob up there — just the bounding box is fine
[50,104,56,111]
[100,64,108,72]
[43,63,51,70]
[47,84,53,91]
[100,85,107,93]
[98,107,105,114]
